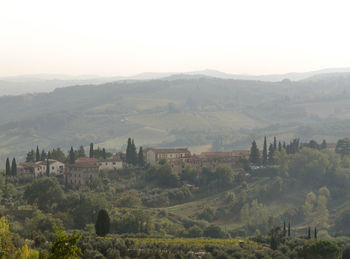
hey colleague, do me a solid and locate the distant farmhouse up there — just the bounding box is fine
[144,147,249,173]
[17,159,65,177]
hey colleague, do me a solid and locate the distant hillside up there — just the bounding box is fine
[2,67,350,96]
[1,74,350,163]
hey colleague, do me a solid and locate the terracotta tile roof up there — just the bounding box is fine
[146,148,190,154]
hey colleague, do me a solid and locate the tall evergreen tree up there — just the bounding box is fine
[273,136,277,151]
[138,146,144,167]
[126,138,132,164]
[131,139,137,165]
[78,146,86,158]
[102,148,106,160]
[36,146,40,162]
[314,227,317,239]
[95,209,110,237]
[47,151,51,159]
[249,140,260,165]
[89,143,94,158]
[307,227,311,239]
[278,141,282,152]
[321,139,327,149]
[268,143,274,164]
[283,221,286,237]
[262,136,268,165]
[46,158,50,177]
[11,158,17,177]
[69,147,75,164]
[288,222,291,237]
[5,158,11,177]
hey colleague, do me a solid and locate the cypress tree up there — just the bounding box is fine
[47,151,51,159]
[249,140,260,165]
[307,227,311,239]
[278,141,282,152]
[273,136,277,151]
[268,143,274,164]
[314,227,317,239]
[5,158,11,177]
[288,222,291,237]
[69,147,75,164]
[89,143,94,158]
[36,146,40,162]
[102,148,106,160]
[283,221,286,237]
[138,146,144,167]
[321,140,327,149]
[46,158,50,177]
[95,209,110,237]
[126,138,132,164]
[11,158,17,177]
[262,136,268,165]
[131,139,137,165]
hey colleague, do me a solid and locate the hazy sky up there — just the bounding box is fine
[1,0,350,77]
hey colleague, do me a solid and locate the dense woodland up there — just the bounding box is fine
[1,137,350,257]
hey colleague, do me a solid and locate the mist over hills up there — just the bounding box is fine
[1,71,350,164]
[2,67,350,96]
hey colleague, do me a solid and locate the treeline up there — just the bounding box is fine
[249,137,328,165]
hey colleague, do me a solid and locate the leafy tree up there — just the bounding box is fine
[77,145,86,158]
[187,225,203,237]
[146,163,180,188]
[302,240,340,259]
[50,148,66,162]
[215,165,234,187]
[0,217,15,257]
[11,158,17,177]
[262,136,268,165]
[5,158,10,177]
[289,148,329,183]
[89,143,94,158]
[26,150,35,162]
[269,226,283,250]
[95,209,110,237]
[203,225,227,238]
[40,149,47,161]
[249,140,260,165]
[138,146,144,167]
[24,177,65,212]
[35,146,40,162]
[15,244,39,258]
[48,226,81,259]
[336,138,350,157]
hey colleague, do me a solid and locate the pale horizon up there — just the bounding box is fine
[1,0,350,77]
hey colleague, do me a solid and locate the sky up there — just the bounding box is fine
[1,0,350,77]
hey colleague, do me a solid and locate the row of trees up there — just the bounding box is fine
[125,138,144,167]
[249,137,328,165]
[5,157,17,177]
